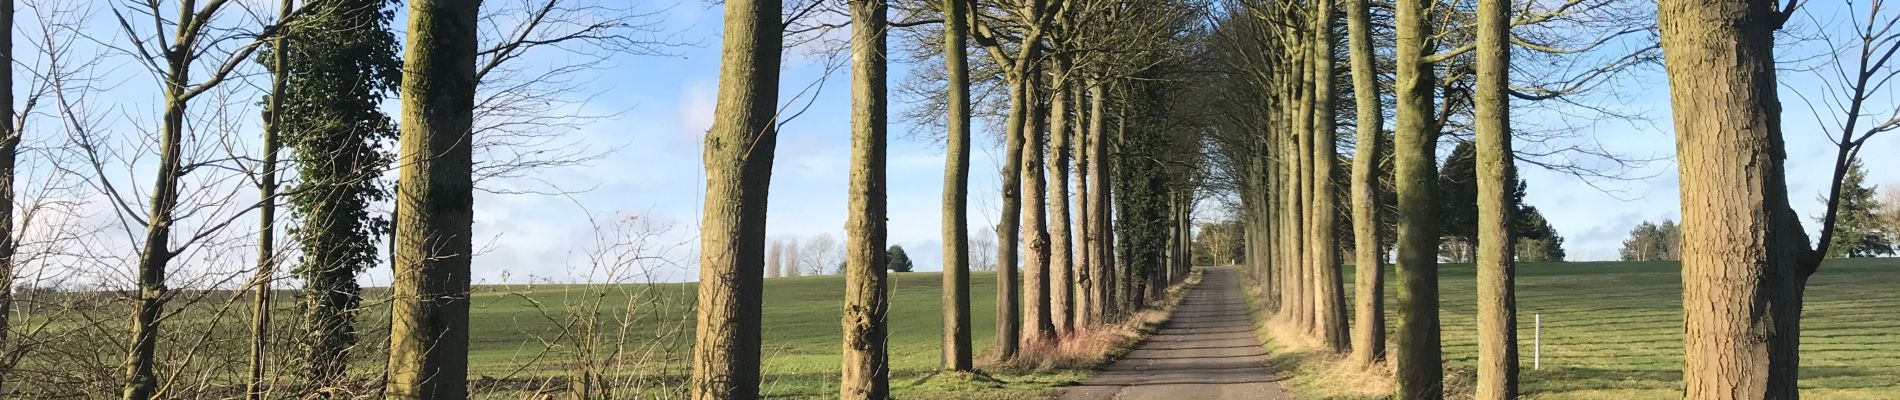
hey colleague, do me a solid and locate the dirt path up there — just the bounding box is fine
[1061,266,1293,400]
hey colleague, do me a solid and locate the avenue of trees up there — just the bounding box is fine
[0,0,1896,399]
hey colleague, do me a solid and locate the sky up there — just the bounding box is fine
[10,1,1891,289]
[417,0,1900,286]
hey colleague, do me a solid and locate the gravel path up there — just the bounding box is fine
[1060,266,1293,400]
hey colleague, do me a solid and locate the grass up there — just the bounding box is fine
[1248,257,1900,400]
[445,271,1163,399]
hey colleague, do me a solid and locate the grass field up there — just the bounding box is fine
[448,271,1091,399]
[1259,257,1900,400]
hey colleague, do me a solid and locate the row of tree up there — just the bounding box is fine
[689,0,1211,397]
[1199,0,1900,398]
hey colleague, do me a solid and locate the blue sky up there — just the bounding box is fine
[398,1,1899,285]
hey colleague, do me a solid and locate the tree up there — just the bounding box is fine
[1473,0,1521,395]
[110,1,303,397]
[1438,143,1479,262]
[383,0,479,398]
[247,2,293,397]
[1392,0,1445,396]
[1308,0,1348,352]
[0,0,15,392]
[889,245,914,273]
[938,0,974,371]
[1344,0,1386,367]
[690,0,782,397]
[839,0,890,396]
[784,237,803,277]
[767,240,783,278]
[1821,159,1895,257]
[1618,220,1680,262]
[275,0,402,389]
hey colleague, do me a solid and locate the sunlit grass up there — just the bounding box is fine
[1256,257,1900,399]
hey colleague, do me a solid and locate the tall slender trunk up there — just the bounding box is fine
[840,0,890,397]
[1310,0,1348,352]
[1474,0,1519,397]
[0,0,16,392]
[1345,0,1386,366]
[246,1,291,397]
[1022,70,1056,345]
[939,0,974,372]
[1087,83,1114,322]
[122,6,200,397]
[1659,0,1811,398]
[383,1,479,399]
[1073,81,1094,329]
[1289,38,1314,331]
[689,0,781,397]
[995,72,1028,361]
[1393,0,1445,397]
[1048,64,1076,335]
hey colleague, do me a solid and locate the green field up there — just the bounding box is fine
[449,271,1084,399]
[13,260,1893,398]
[1257,258,1900,400]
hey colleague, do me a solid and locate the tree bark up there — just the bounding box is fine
[1073,81,1095,329]
[1345,0,1386,367]
[1310,0,1348,352]
[1393,0,1445,397]
[840,0,890,397]
[1022,70,1056,345]
[1658,0,1811,398]
[246,1,290,397]
[1049,64,1076,336]
[0,0,16,392]
[688,0,781,397]
[995,68,1028,361]
[1290,36,1313,331]
[383,1,479,399]
[1474,0,1520,397]
[939,0,974,372]
[122,6,200,398]
[1087,83,1114,322]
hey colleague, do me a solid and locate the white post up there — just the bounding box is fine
[1534,313,1542,370]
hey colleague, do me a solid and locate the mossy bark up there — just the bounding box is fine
[1022,70,1056,345]
[246,2,290,397]
[939,0,974,372]
[1048,65,1076,335]
[1474,0,1520,397]
[382,1,480,399]
[1393,0,1445,397]
[840,0,890,397]
[1345,0,1386,367]
[1310,0,1348,352]
[688,0,781,398]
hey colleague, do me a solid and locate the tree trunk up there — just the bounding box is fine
[1087,83,1113,322]
[995,69,1028,361]
[939,0,974,372]
[1023,70,1056,345]
[1049,65,1076,336]
[1474,0,1519,397]
[122,10,197,399]
[383,1,479,399]
[1310,0,1348,352]
[1345,0,1386,366]
[1658,0,1811,398]
[840,0,890,397]
[1073,81,1094,329]
[1394,0,1445,397]
[1291,36,1314,333]
[0,0,16,392]
[688,0,781,397]
[247,1,290,396]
